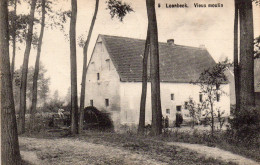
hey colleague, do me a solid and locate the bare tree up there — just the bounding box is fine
[0,0,21,163]
[10,0,18,80]
[138,26,150,134]
[30,0,46,129]
[79,0,99,133]
[69,0,79,134]
[78,0,132,133]
[146,0,162,135]
[234,0,240,112]
[18,0,37,134]
[238,0,255,108]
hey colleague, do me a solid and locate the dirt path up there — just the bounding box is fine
[166,142,259,165]
[19,137,166,165]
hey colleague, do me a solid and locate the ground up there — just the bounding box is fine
[19,130,260,165]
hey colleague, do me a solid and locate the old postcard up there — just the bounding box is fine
[1,0,260,164]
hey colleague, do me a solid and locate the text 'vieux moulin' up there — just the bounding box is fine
[159,3,224,8]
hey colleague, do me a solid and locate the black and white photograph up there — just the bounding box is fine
[1,0,260,164]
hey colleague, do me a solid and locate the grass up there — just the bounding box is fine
[74,131,236,165]
[21,129,237,165]
[20,113,259,164]
[153,127,260,162]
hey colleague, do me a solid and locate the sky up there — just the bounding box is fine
[13,0,260,98]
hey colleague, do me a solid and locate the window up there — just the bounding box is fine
[199,94,203,102]
[217,93,220,102]
[97,42,103,52]
[176,106,182,111]
[171,93,174,100]
[91,62,95,70]
[97,73,100,80]
[105,99,109,107]
[166,109,170,114]
[90,100,93,106]
[106,59,110,70]
[184,101,188,109]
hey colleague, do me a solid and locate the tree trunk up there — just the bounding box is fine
[210,101,214,136]
[234,0,240,112]
[10,0,17,80]
[0,0,21,164]
[30,0,46,130]
[138,26,150,134]
[18,0,37,134]
[239,0,255,108]
[146,0,162,135]
[79,0,99,133]
[70,0,79,134]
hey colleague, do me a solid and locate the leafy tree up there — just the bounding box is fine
[146,0,162,135]
[8,0,39,80]
[13,64,50,112]
[185,97,204,128]
[18,0,37,134]
[0,0,21,163]
[107,0,133,21]
[195,60,231,135]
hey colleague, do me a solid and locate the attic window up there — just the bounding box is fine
[97,42,103,52]
[106,59,110,70]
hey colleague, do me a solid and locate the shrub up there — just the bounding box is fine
[228,106,260,146]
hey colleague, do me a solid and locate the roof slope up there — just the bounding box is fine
[100,34,216,83]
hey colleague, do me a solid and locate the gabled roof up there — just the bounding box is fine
[100,34,216,83]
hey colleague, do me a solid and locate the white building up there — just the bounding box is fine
[85,34,231,129]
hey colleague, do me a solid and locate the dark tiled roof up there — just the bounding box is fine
[100,34,216,83]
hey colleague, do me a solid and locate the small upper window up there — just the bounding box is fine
[90,100,93,106]
[171,93,174,100]
[166,109,170,114]
[105,99,109,107]
[97,73,100,80]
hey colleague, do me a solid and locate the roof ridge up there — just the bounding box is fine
[99,34,206,50]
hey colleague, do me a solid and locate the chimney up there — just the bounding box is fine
[199,44,206,49]
[167,39,175,46]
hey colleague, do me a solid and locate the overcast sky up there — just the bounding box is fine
[13,0,260,98]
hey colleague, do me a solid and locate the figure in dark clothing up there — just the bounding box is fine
[175,112,183,127]
[162,116,165,128]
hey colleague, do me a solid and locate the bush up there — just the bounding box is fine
[228,106,260,146]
